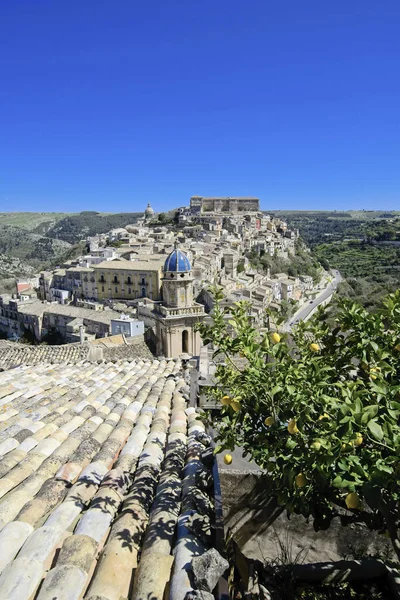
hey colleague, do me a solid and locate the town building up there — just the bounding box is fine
[190,196,260,214]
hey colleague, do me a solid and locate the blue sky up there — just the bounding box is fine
[1,1,400,212]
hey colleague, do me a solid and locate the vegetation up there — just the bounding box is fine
[273,212,400,310]
[199,286,400,562]
[45,211,142,243]
[0,226,71,265]
[0,212,71,231]
[269,211,400,247]
[246,240,322,283]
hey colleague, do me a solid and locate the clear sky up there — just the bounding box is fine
[1,1,400,213]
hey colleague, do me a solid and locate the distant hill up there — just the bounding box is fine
[0,212,72,231]
[45,211,143,243]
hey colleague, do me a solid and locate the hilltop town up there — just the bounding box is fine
[0,196,334,363]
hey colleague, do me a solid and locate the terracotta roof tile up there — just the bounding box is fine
[0,357,218,599]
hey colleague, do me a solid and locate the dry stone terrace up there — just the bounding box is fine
[0,357,217,599]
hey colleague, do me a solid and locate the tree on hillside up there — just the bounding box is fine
[198,287,400,560]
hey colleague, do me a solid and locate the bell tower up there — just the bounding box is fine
[154,243,205,358]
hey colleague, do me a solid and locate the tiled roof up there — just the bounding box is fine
[94,258,164,271]
[0,358,216,599]
[0,343,89,371]
[0,339,153,371]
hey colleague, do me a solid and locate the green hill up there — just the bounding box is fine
[45,211,142,243]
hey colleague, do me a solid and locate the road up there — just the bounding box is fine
[282,269,342,332]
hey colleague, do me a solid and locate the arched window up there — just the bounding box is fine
[182,329,189,354]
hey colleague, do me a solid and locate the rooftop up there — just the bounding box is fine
[93,258,164,271]
[0,357,216,599]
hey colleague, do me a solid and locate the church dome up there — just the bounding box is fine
[144,203,154,216]
[163,248,191,272]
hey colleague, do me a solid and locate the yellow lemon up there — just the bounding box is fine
[223,454,233,465]
[345,492,360,509]
[288,419,299,434]
[311,441,321,451]
[395,344,400,352]
[221,395,231,406]
[310,343,320,352]
[264,416,275,426]
[370,367,381,380]
[230,401,241,412]
[271,332,281,344]
[341,442,353,452]
[295,473,306,487]
[318,412,330,421]
[354,433,363,446]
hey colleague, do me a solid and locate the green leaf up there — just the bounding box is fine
[367,419,384,441]
[271,385,282,397]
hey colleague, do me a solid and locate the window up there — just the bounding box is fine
[115,286,118,293]
[102,286,104,292]
[182,329,189,353]
[127,276,132,285]
[141,288,146,297]
[141,277,145,285]
[128,288,132,294]
[113,275,118,284]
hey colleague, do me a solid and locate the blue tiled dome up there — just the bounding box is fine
[163,248,191,272]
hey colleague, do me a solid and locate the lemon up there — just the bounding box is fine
[395,344,400,352]
[341,442,353,452]
[221,395,231,406]
[318,412,330,421]
[370,366,381,380]
[223,454,233,465]
[230,401,241,412]
[310,343,320,352]
[264,416,275,426]
[345,492,360,509]
[354,433,363,446]
[271,332,281,344]
[288,419,299,434]
[311,441,321,451]
[295,473,306,487]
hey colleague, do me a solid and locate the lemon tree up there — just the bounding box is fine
[198,287,400,559]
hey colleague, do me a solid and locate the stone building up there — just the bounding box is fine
[190,195,260,214]
[93,257,165,302]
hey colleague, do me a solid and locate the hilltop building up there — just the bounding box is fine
[190,195,260,214]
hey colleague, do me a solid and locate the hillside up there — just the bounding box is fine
[45,211,143,243]
[275,211,400,309]
[269,211,400,247]
[0,212,72,231]
[0,226,71,265]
